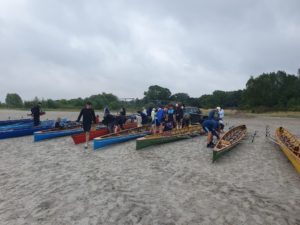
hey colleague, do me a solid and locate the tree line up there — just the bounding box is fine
[2,71,300,112]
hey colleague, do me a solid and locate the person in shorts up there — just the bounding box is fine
[77,102,96,149]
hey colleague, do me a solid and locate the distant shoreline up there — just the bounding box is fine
[1,108,300,119]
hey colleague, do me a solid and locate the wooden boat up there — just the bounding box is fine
[275,127,300,174]
[136,125,203,150]
[213,125,247,162]
[71,122,137,144]
[93,125,151,150]
[0,120,55,139]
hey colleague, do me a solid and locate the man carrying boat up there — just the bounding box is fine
[76,102,96,149]
[202,119,220,148]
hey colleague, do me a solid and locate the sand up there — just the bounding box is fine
[0,110,300,225]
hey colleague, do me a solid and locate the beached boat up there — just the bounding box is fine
[0,120,55,139]
[0,118,32,126]
[136,125,203,150]
[0,121,36,131]
[71,122,137,145]
[213,125,247,162]
[275,127,300,174]
[93,125,151,150]
[34,124,83,142]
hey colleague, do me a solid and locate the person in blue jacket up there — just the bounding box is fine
[202,119,220,148]
[155,106,165,133]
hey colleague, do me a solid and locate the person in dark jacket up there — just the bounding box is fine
[102,110,115,133]
[202,119,220,148]
[137,111,148,125]
[175,103,184,129]
[76,102,96,149]
[31,102,42,126]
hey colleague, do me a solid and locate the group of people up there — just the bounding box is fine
[133,103,189,133]
[148,103,187,133]
[201,106,225,148]
[30,101,225,149]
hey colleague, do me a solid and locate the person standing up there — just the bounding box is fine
[137,111,148,125]
[217,106,225,132]
[155,106,165,133]
[175,103,183,129]
[76,102,96,149]
[31,102,42,126]
[102,108,115,133]
[151,108,157,133]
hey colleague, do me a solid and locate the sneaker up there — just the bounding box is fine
[84,144,88,149]
[207,142,215,148]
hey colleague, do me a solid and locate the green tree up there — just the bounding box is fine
[144,85,171,102]
[5,93,23,107]
[171,93,190,104]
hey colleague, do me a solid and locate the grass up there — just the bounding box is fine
[201,109,300,118]
[2,108,300,118]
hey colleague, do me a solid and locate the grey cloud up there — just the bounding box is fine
[0,0,299,102]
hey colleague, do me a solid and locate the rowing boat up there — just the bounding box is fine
[0,118,32,126]
[0,121,35,131]
[93,125,151,150]
[275,127,300,174]
[71,122,137,144]
[34,122,83,142]
[213,124,247,162]
[136,125,203,150]
[0,120,55,139]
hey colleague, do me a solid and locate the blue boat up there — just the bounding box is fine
[93,125,151,150]
[0,120,55,139]
[0,121,35,131]
[0,118,33,126]
[34,127,83,142]
[93,132,150,150]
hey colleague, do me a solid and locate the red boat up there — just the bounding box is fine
[71,122,137,144]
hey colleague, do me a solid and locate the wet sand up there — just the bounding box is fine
[0,110,300,225]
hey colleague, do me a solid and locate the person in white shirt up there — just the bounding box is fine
[217,106,225,132]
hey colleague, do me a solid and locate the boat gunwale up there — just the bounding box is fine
[213,125,247,152]
[94,125,151,140]
[275,127,300,159]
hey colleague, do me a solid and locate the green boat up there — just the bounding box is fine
[213,124,247,162]
[136,125,203,150]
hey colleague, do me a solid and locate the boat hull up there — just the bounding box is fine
[93,132,149,150]
[34,128,83,142]
[213,125,247,162]
[0,118,32,126]
[275,127,300,174]
[71,122,137,144]
[136,125,203,150]
[136,135,190,150]
[0,124,54,139]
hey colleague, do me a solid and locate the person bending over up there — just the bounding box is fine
[202,119,220,148]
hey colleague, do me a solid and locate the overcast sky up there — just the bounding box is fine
[0,0,299,102]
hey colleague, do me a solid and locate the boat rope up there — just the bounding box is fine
[265,125,280,145]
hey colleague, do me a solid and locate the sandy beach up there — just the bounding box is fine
[0,109,300,225]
